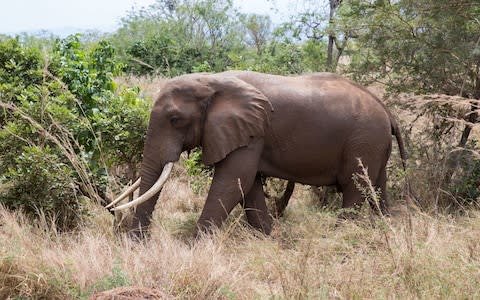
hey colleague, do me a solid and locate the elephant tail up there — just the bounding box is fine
[390,115,421,205]
[390,117,407,171]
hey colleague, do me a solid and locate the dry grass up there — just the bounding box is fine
[2,165,480,299]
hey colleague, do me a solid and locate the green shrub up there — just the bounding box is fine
[183,148,213,195]
[450,146,480,204]
[0,145,83,229]
[0,35,149,230]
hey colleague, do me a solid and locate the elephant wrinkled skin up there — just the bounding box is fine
[109,71,407,238]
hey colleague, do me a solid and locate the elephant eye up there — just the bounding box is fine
[170,116,180,126]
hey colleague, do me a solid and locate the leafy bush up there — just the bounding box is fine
[0,146,82,229]
[113,0,241,76]
[113,0,329,77]
[183,148,213,195]
[451,152,480,203]
[0,36,149,230]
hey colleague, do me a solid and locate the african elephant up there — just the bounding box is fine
[107,71,407,237]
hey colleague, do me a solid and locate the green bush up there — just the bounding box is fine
[113,0,241,76]
[0,146,82,229]
[0,35,149,230]
[449,145,480,204]
[183,148,213,195]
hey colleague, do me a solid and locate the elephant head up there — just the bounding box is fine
[108,73,272,236]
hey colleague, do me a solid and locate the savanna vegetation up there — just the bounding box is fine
[1,0,479,298]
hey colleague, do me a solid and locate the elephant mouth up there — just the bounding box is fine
[106,162,174,211]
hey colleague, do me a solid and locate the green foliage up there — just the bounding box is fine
[451,153,480,203]
[85,264,129,296]
[341,0,480,97]
[0,38,43,109]
[93,86,149,168]
[0,145,82,229]
[113,0,242,76]
[184,148,212,195]
[0,36,149,229]
[301,40,328,72]
[53,35,122,113]
[112,0,329,76]
[229,42,305,75]
[240,13,272,55]
[0,38,82,229]
[184,148,205,177]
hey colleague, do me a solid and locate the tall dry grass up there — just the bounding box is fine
[2,164,480,299]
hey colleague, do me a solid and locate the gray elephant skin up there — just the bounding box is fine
[110,71,407,237]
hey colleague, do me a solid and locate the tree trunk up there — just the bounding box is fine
[129,158,164,235]
[327,0,342,72]
[327,36,335,71]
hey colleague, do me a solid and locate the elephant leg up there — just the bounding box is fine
[373,165,389,215]
[196,138,264,234]
[339,181,363,215]
[367,146,391,215]
[312,186,329,208]
[274,180,295,218]
[339,157,382,217]
[243,175,273,234]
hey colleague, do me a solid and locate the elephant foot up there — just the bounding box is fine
[245,213,273,235]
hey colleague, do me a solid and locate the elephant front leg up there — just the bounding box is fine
[196,138,264,235]
[242,175,273,234]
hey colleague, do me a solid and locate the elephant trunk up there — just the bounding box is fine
[134,163,165,230]
[107,122,183,236]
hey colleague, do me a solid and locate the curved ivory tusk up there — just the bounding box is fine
[111,162,174,211]
[105,178,141,209]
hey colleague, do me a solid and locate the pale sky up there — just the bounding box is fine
[0,0,294,35]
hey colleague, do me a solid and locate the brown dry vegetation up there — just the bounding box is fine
[2,163,480,299]
[1,81,480,299]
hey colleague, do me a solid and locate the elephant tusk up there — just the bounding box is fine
[110,163,174,211]
[105,178,141,209]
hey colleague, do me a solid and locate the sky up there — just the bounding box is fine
[0,0,293,35]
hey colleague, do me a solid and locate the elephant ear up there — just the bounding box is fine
[198,75,272,166]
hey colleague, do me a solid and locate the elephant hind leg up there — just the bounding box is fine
[372,165,389,215]
[338,161,383,216]
[274,180,295,218]
[243,176,273,234]
[339,181,363,216]
[339,162,389,217]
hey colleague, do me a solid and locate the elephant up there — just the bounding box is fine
[107,71,407,237]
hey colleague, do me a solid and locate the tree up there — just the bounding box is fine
[241,14,272,55]
[113,0,245,76]
[277,0,348,72]
[326,0,343,70]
